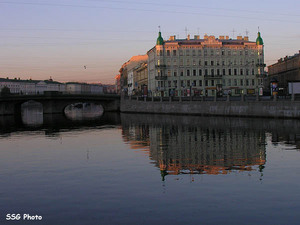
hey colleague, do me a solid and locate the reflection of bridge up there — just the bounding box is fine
[0,94,120,115]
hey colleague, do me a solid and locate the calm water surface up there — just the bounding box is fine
[0,105,300,225]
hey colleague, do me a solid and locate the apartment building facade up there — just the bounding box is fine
[147,31,265,97]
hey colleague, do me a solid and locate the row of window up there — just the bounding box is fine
[157,79,256,88]
[160,68,257,77]
[159,58,262,67]
[157,48,260,57]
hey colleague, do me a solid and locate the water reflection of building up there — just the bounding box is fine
[121,114,267,180]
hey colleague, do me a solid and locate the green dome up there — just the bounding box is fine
[256,32,264,45]
[156,32,164,45]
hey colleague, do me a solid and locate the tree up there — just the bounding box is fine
[1,86,11,96]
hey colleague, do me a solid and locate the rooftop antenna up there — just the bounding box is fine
[158,25,161,32]
[245,29,249,36]
[258,26,260,32]
[231,28,236,39]
[185,27,188,37]
[197,27,200,35]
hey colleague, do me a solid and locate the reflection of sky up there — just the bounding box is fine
[1,0,300,83]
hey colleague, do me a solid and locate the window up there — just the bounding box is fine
[211,69,214,76]
[198,50,202,56]
[211,80,215,86]
[246,79,249,86]
[167,70,171,76]
[180,71,184,76]
[228,50,231,56]
[234,69,237,75]
[187,69,190,76]
[174,71,177,77]
[252,79,255,86]
[193,70,196,76]
[240,79,244,86]
[186,50,190,56]
[193,59,196,66]
[181,80,184,87]
[192,50,196,56]
[228,69,231,76]
[210,50,214,56]
[205,80,208,86]
[222,49,225,56]
[234,79,237,86]
[199,80,202,86]
[187,80,190,86]
[179,50,183,56]
[246,69,249,76]
[205,69,208,76]
[240,69,243,75]
[205,61,208,66]
[173,50,177,56]
[240,50,242,55]
[217,69,220,76]
[187,59,190,65]
[222,61,225,66]
[193,80,197,86]
[173,80,177,87]
[199,69,202,76]
[223,69,226,75]
[228,79,231,86]
[211,61,214,66]
[198,60,201,66]
[167,50,170,56]
[168,81,171,87]
[204,49,207,56]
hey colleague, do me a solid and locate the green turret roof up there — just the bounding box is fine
[256,32,264,45]
[156,32,164,45]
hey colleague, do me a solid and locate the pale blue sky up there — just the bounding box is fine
[0,0,299,83]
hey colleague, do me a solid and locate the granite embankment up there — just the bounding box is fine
[120,96,300,119]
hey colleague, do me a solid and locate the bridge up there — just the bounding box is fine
[0,94,120,115]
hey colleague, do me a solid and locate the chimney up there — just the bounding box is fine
[204,34,208,39]
[219,36,224,40]
[194,35,200,40]
[169,35,176,41]
[243,36,249,41]
[226,36,229,40]
[237,36,243,40]
[187,34,190,40]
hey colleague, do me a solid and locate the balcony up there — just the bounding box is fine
[155,64,166,68]
[155,76,168,80]
[204,75,222,79]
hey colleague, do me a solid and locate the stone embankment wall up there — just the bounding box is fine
[121,97,300,119]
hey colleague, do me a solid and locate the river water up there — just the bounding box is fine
[0,104,300,225]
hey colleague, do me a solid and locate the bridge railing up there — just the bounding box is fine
[123,94,300,102]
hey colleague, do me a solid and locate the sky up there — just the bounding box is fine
[0,0,299,84]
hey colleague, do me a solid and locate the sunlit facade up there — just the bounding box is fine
[147,32,265,97]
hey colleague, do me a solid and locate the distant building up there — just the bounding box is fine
[147,31,265,97]
[267,50,300,95]
[0,78,103,95]
[115,74,121,94]
[119,55,148,96]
